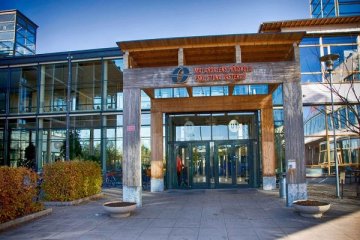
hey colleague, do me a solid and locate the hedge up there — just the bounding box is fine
[0,167,44,224]
[42,161,102,201]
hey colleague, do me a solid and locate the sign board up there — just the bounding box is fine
[288,159,296,170]
[127,125,135,132]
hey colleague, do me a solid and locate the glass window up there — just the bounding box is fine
[300,47,321,72]
[0,31,15,40]
[300,37,320,46]
[0,13,15,22]
[141,90,150,110]
[141,113,151,125]
[155,88,172,98]
[339,108,347,129]
[272,85,283,105]
[233,85,248,95]
[0,69,8,114]
[41,63,68,113]
[348,107,356,125]
[193,87,211,97]
[71,60,102,111]
[104,59,123,111]
[249,85,268,95]
[330,45,357,68]
[173,88,188,98]
[9,66,38,114]
[322,36,357,45]
[211,86,228,96]
[339,3,360,16]
[8,118,37,169]
[301,73,323,83]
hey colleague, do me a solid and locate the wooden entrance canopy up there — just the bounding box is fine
[117,32,305,68]
[119,32,307,207]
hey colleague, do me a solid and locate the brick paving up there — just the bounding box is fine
[0,178,359,240]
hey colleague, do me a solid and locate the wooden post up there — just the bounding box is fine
[151,111,164,192]
[261,107,276,190]
[235,45,242,63]
[284,80,307,206]
[178,48,184,66]
[123,87,142,207]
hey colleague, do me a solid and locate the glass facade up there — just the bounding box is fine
[300,35,358,83]
[300,31,360,173]
[310,0,360,18]
[0,10,37,57]
[0,52,158,176]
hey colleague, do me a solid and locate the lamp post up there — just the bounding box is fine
[320,53,340,198]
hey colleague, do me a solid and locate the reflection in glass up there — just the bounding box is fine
[217,144,232,184]
[42,63,68,113]
[9,67,38,114]
[192,145,207,184]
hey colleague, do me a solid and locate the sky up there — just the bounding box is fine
[1,0,310,54]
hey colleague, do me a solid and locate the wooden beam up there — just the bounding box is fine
[123,51,129,69]
[178,48,184,66]
[228,85,235,96]
[235,45,242,63]
[143,88,155,99]
[123,61,299,89]
[186,87,193,97]
[123,40,299,52]
[151,95,272,113]
[268,84,280,94]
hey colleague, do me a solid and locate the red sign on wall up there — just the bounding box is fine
[127,125,135,132]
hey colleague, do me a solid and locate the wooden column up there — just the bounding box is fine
[178,48,184,66]
[150,111,164,192]
[123,87,142,206]
[235,45,242,63]
[283,43,307,206]
[261,107,276,190]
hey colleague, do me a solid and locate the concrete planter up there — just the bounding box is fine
[103,201,136,218]
[293,200,331,218]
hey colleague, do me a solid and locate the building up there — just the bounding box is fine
[0,10,37,57]
[310,0,360,18]
[0,9,359,206]
[259,16,360,176]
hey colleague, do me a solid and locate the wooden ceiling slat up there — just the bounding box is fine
[259,16,360,33]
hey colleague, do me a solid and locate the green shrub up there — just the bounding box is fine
[42,161,102,201]
[0,167,44,223]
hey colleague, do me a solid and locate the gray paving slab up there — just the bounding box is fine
[0,184,359,240]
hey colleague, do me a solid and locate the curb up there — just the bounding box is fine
[42,193,103,206]
[0,208,52,231]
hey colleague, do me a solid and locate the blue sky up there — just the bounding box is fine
[1,0,310,54]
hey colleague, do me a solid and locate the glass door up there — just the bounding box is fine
[190,143,210,188]
[214,141,252,187]
[170,142,210,189]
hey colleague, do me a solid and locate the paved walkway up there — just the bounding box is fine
[0,182,359,240]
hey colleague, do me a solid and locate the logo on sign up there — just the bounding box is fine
[228,120,239,133]
[171,66,190,83]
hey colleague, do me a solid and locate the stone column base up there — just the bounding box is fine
[123,186,142,207]
[263,176,276,190]
[286,183,308,207]
[151,178,164,192]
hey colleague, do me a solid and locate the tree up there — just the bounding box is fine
[322,76,360,136]
[60,130,82,160]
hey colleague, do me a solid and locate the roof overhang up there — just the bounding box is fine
[259,16,360,33]
[117,32,305,68]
